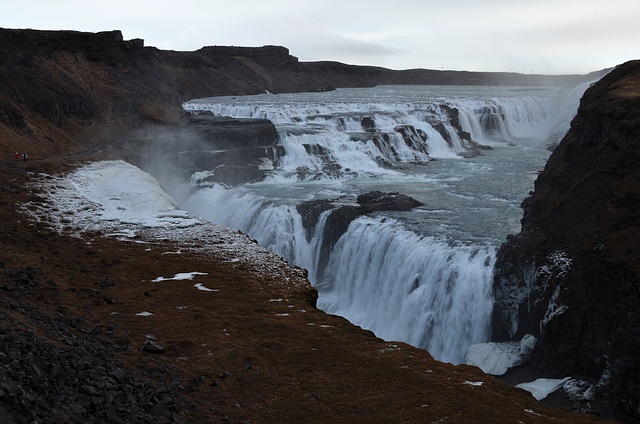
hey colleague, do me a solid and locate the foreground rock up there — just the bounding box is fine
[0,319,182,423]
[492,60,640,421]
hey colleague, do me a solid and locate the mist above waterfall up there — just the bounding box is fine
[171,84,591,364]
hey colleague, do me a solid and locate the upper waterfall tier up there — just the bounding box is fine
[183,85,587,183]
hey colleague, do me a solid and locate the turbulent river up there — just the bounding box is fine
[174,83,591,364]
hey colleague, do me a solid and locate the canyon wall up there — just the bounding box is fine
[492,60,640,421]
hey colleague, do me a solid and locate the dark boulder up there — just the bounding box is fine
[100,278,115,288]
[361,116,376,132]
[357,191,423,212]
[143,342,166,354]
[302,191,423,276]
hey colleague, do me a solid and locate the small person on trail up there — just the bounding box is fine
[15,152,19,161]
[22,153,27,162]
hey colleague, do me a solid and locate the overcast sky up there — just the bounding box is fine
[2,0,639,74]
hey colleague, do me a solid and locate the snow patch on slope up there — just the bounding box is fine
[21,160,311,295]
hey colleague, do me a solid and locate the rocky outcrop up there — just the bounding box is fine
[135,113,282,186]
[361,116,377,132]
[185,113,279,150]
[394,125,430,156]
[297,191,423,275]
[491,60,640,421]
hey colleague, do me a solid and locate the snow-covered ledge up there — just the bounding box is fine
[465,334,598,403]
[21,160,311,294]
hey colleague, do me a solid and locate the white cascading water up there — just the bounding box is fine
[318,217,495,362]
[173,84,591,364]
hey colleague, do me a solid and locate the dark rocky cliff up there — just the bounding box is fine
[0,27,604,160]
[492,60,640,421]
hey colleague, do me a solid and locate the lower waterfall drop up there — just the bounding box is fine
[318,216,494,364]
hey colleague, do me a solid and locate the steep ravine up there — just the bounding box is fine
[0,28,624,422]
[492,60,640,422]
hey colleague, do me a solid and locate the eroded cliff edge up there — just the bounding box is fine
[492,60,640,421]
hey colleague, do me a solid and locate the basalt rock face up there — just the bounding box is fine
[185,113,280,151]
[136,113,282,186]
[492,60,640,421]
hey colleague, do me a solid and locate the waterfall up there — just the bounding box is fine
[178,184,495,364]
[183,86,562,181]
[318,216,495,364]
[173,85,590,364]
[177,185,322,274]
